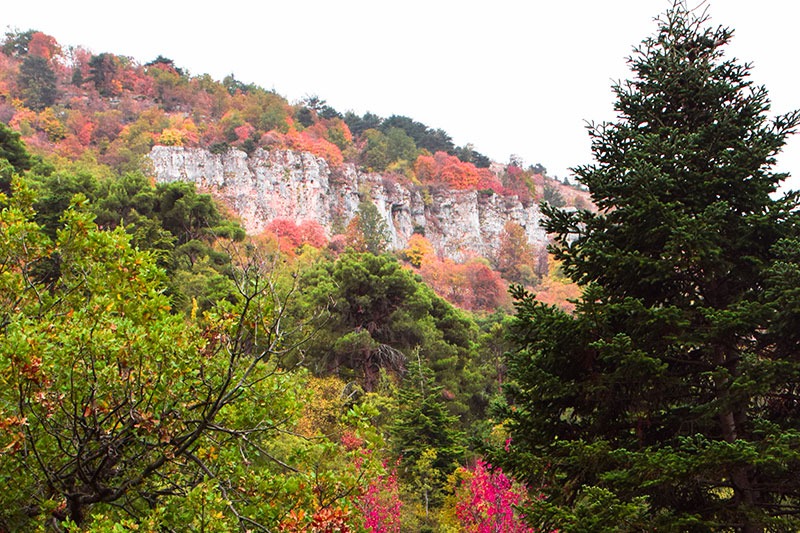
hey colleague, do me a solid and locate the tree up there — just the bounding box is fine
[381,115,454,155]
[88,53,121,96]
[18,55,58,110]
[495,221,537,285]
[0,122,32,194]
[495,3,800,531]
[0,178,344,530]
[1,28,36,56]
[389,357,465,528]
[346,197,391,254]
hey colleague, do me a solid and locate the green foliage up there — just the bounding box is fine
[343,110,383,137]
[453,143,491,168]
[542,182,565,208]
[495,3,800,531]
[381,115,454,154]
[352,196,391,254]
[0,179,378,531]
[18,54,58,110]
[295,251,484,423]
[88,53,119,96]
[389,357,465,529]
[0,121,32,194]
[1,28,36,56]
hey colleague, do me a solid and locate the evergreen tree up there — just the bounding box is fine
[389,355,465,524]
[495,3,800,531]
[18,55,58,110]
[0,122,32,194]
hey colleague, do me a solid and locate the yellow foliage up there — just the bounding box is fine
[37,108,67,141]
[158,128,184,146]
[403,234,435,268]
[295,375,348,438]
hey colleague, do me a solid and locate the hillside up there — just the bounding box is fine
[0,28,588,531]
[0,27,587,310]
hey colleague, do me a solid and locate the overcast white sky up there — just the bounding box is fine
[3,1,800,190]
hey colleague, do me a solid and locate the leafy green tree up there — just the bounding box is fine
[385,126,419,164]
[0,180,348,530]
[343,111,383,137]
[453,143,491,168]
[1,28,35,56]
[381,115,454,154]
[362,128,391,171]
[494,3,800,532]
[542,182,565,208]
[346,197,391,254]
[297,252,480,410]
[88,53,120,96]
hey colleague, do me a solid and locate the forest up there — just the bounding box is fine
[2,1,800,531]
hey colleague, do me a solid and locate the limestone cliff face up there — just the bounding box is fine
[148,146,547,260]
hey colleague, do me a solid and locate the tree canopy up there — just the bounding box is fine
[494,3,800,531]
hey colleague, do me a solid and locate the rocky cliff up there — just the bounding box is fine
[148,146,548,261]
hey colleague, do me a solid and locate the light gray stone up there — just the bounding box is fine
[148,146,548,261]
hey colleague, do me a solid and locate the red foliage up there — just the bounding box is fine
[502,164,534,203]
[464,261,506,310]
[55,134,87,159]
[418,257,507,312]
[279,507,353,533]
[311,507,352,533]
[234,123,255,142]
[74,118,95,146]
[298,220,328,248]
[266,218,328,253]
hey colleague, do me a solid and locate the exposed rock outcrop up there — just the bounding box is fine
[148,146,547,261]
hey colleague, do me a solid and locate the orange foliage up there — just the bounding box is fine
[343,214,366,252]
[322,118,353,150]
[36,108,66,141]
[532,277,581,313]
[417,256,508,312]
[65,112,95,146]
[56,135,86,159]
[0,53,19,96]
[414,151,502,191]
[27,32,61,61]
[9,105,37,134]
[284,128,344,167]
[495,221,540,285]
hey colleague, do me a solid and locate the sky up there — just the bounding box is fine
[3,1,800,190]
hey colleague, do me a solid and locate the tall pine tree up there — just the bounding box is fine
[495,2,800,531]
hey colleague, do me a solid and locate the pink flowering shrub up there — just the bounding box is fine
[359,462,403,533]
[450,459,535,533]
